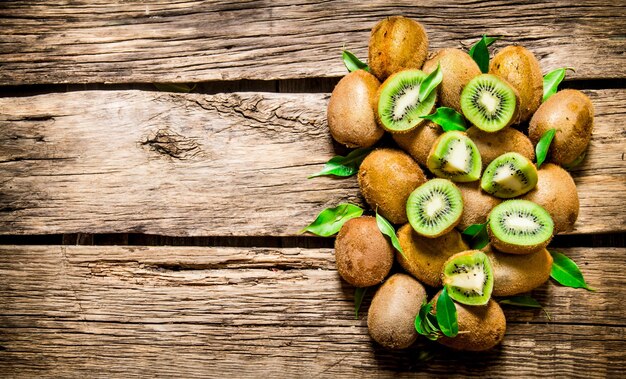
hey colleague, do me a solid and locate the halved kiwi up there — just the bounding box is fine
[377,70,437,133]
[442,250,494,306]
[396,224,469,287]
[406,179,463,238]
[427,131,482,182]
[460,74,519,132]
[393,120,442,167]
[488,200,554,254]
[481,152,538,198]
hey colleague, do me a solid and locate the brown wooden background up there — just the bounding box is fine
[1,1,625,377]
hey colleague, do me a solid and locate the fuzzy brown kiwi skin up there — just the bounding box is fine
[466,126,535,168]
[375,70,436,133]
[431,292,506,352]
[529,89,594,166]
[396,224,468,287]
[456,182,502,232]
[489,46,543,124]
[334,216,394,287]
[368,16,429,81]
[482,244,553,297]
[367,273,427,349]
[488,223,553,255]
[327,70,384,148]
[392,120,442,167]
[358,149,427,224]
[521,163,579,233]
[423,48,481,114]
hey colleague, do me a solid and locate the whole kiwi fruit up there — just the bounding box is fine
[432,292,506,351]
[422,48,482,113]
[466,126,535,168]
[521,163,579,233]
[456,182,502,232]
[482,244,553,296]
[393,120,442,167]
[327,70,384,148]
[358,148,426,224]
[529,89,594,166]
[367,273,427,349]
[368,16,429,81]
[334,216,394,287]
[489,46,543,123]
[396,224,468,287]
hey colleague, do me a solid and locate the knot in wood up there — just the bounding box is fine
[142,129,202,160]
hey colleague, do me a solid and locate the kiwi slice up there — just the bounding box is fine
[461,74,518,132]
[427,131,482,182]
[488,200,554,254]
[442,251,494,306]
[481,152,538,198]
[406,179,463,238]
[377,70,437,133]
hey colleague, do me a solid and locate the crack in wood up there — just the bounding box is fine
[140,128,204,160]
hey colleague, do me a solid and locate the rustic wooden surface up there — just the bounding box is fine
[0,245,623,377]
[1,1,625,377]
[0,89,624,236]
[0,1,624,84]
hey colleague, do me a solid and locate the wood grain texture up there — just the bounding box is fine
[0,245,623,377]
[0,0,624,85]
[1,89,624,236]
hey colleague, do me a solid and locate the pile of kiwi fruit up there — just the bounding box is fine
[327,16,594,351]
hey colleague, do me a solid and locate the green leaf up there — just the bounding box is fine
[415,302,440,340]
[420,107,467,132]
[354,287,368,319]
[436,288,459,338]
[499,296,542,308]
[543,67,575,102]
[535,128,556,168]
[462,222,490,249]
[469,35,495,73]
[342,50,369,73]
[499,295,552,320]
[300,204,363,237]
[418,63,443,102]
[376,212,406,260]
[469,35,500,58]
[308,148,372,178]
[153,83,196,93]
[549,250,595,291]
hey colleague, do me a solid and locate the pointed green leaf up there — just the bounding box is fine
[499,296,542,308]
[342,50,369,73]
[300,204,363,237]
[469,35,500,58]
[549,250,595,291]
[469,35,491,73]
[436,288,459,338]
[308,148,372,178]
[462,222,489,249]
[418,64,443,102]
[376,212,406,259]
[354,287,368,319]
[462,222,488,237]
[415,302,429,335]
[153,83,196,93]
[535,128,556,168]
[420,107,467,132]
[543,67,575,102]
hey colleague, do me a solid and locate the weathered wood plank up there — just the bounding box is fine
[1,89,623,236]
[0,1,624,84]
[0,245,623,377]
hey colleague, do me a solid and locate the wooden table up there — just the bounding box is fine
[1,1,624,377]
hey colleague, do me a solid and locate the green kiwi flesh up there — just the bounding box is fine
[427,131,482,182]
[488,200,554,254]
[406,179,463,238]
[461,74,518,132]
[377,69,437,133]
[481,152,538,198]
[442,250,494,306]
